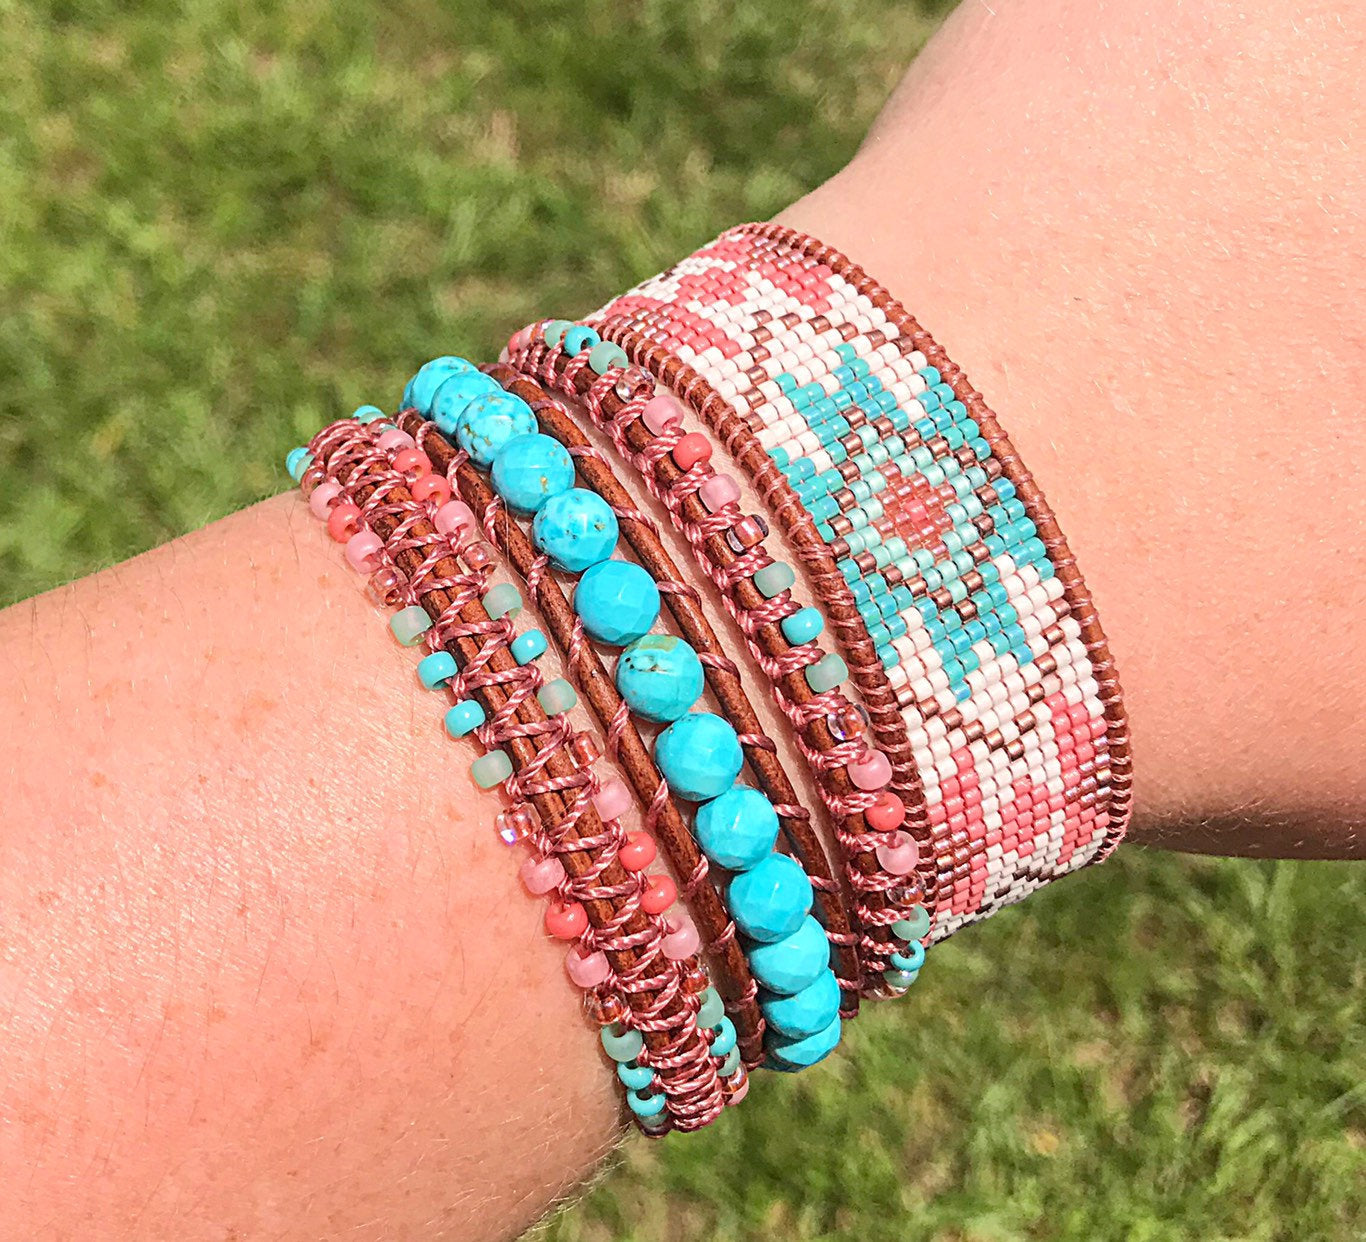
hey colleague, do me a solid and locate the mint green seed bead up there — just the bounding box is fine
[470,749,512,790]
[483,582,522,620]
[600,1023,644,1062]
[285,447,312,482]
[719,1046,741,1076]
[709,1016,737,1059]
[883,967,918,990]
[537,677,578,716]
[353,404,386,424]
[417,650,457,689]
[696,986,725,1029]
[626,1088,666,1119]
[892,904,932,941]
[389,604,432,646]
[753,561,796,599]
[616,1060,655,1091]
[805,652,848,693]
[587,340,629,374]
[543,319,573,347]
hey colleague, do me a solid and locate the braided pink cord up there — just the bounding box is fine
[507,342,917,976]
[403,422,726,1129]
[307,416,722,1130]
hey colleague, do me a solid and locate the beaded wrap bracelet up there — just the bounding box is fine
[580,223,1131,939]
[295,408,732,1132]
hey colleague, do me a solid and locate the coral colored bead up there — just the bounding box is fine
[434,499,476,537]
[520,853,566,895]
[618,831,657,872]
[848,749,893,791]
[662,915,700,960]
[326,502,362,542]
[640,874,677,915]
[866,791,906,832]
[592,778,632,821]
[672,432,712,470]
[875,830,920,876]
[410,473,451,505]
[545,900,588,940]
[566,946,610,988]
[307,480,342,519]
[699,474,741,512]
[641,394,684,436]
[344,530,383,572]
[377,428,416,453]
[392,447,431,478]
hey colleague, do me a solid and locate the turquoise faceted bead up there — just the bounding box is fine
[616,1060,655,1091]
[470,749,511,790]
[654,712,743,801]
[747,916,830,995]
[285,447,312,481]
[431,371,500,436]
[768,1014,841,1069]
[600,1023,644,1062]
[511,628,548,664]
[761,968,841,1038]
[693,786,779,871]
[532,488,619,572]
[417,650,457,689]
[408,356,476,414]
[615,635,704,723]
[728,853,813,943]
[780,606,825,646]
[454,391,537,467]
[490,432,574,513]
[573,559,660,645]
[444,699,485,738]
[626,1088,666,1118]
[892,905,931,941]
[562,325,601,354]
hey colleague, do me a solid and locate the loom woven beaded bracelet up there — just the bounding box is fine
[502,329,932,994]
[581,223,1131,939]
[396,359,846,1071]
[291,408,732,1132]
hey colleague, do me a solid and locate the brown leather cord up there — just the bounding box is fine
[318,428,729,1126]
[396,410,768,1067]
[740,222,1134,857]
[484,362,863,1015]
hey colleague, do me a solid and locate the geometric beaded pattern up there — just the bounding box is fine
[588,226,1127,942]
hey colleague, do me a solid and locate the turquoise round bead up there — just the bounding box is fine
[892,905,931,941]
[761,969,841,1038]
[768,1014,841,1069]
[616,1060,655,1091]
[654,712,743,801]
[490,432,575,513]
[747,916,830,994]
[408,356,476,414]
[780,606,825,646]
[285,447,312,481]
[574,560,660,645]
[431,371,500,436]
[454,391,537,466]
[696,986,725,1029]
[562,325,601,354]
[615,635,704,723]
[889,941,926,973]
[709,1017,737,1059]
[532,488,619,572]
[626,1088,666,1119]
[693,786,779,871]
[417,650,457,689]
[600,1023,644,1062]
[727,853,813,943]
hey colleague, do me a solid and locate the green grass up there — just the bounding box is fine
[2,3,1363,1239]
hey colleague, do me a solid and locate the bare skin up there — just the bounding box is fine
[1,1,1362,1238]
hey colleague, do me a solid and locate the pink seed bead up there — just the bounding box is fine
[434,499,476,537]
[672,432,712,470]
[393,447,432,478]
[875,830,920,876]
[377,428,415,453]
[545,900,588,940]
[618,831,656,872]
[661,915,700,961]
[699,474,741,512]
[866,790,906,832]
[593,778,632,821]
[848,749,893,791]
[411,473,452,505]
[565,946,610,988]
[641,394,685,436]
[640,874,677,915]
[327,502,362,542]
[344,530,383,572]
[519,853,566,896]
[308,480,343,519]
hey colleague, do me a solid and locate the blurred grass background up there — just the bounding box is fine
[2,2,1362,1239]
